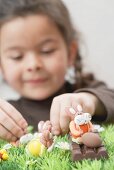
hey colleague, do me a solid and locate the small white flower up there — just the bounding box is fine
[93,124,101,130]
[54,141,70,150]
[20,133,34,144]
[98,127,105,132]
[3,143,12,150]
[93,124,105,132]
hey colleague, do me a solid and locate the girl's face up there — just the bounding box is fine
[0,15,76,100]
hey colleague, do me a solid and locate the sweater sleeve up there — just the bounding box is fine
[75,81,114,123]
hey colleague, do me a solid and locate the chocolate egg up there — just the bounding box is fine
[26,139,46,156]
[82,132,102,148]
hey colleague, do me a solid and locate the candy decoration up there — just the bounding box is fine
[0,149,9,161]
[26,139,45,156]
[20,133,34,144]
[82,132,102,148]
[54,141,71,150]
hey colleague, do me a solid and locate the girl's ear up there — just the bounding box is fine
[68,40,78,66]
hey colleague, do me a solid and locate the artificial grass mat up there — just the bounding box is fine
[0,124,114,170]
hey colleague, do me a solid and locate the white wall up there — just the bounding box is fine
[0,0,114,99]
[63,0,114,87]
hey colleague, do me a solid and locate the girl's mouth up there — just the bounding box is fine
[25,78,48,85]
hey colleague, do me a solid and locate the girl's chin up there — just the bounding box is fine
[23,90,55,100]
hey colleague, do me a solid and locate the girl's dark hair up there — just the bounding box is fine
[0,0,94,88]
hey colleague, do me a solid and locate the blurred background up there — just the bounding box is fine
[0,0,114,99]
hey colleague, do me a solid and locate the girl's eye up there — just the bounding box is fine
[9,55,23,60]
[40,49,56,55]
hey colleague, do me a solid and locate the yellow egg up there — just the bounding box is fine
[26,140,45,156]
[2,153,9,160]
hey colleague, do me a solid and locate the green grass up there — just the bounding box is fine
[0,125,114,170]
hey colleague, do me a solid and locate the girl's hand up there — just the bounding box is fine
[0,98,28,141]
[50,92,98,135]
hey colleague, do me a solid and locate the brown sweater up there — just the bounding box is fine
[8,81,114,131]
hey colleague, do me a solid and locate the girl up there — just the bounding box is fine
[0,0,114,142]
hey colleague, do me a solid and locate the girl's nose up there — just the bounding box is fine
[25,52,43,72]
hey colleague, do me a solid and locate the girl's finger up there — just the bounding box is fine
[50,97,61,135]
[0,124,17,141]
[72,93,96,114]
[59,101,71,134]
[0,108,25,138]
[0,99,28,129]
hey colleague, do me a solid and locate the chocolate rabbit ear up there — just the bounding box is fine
[69,107,76,114]
[65,107,76,121]
[77,105,83,112]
